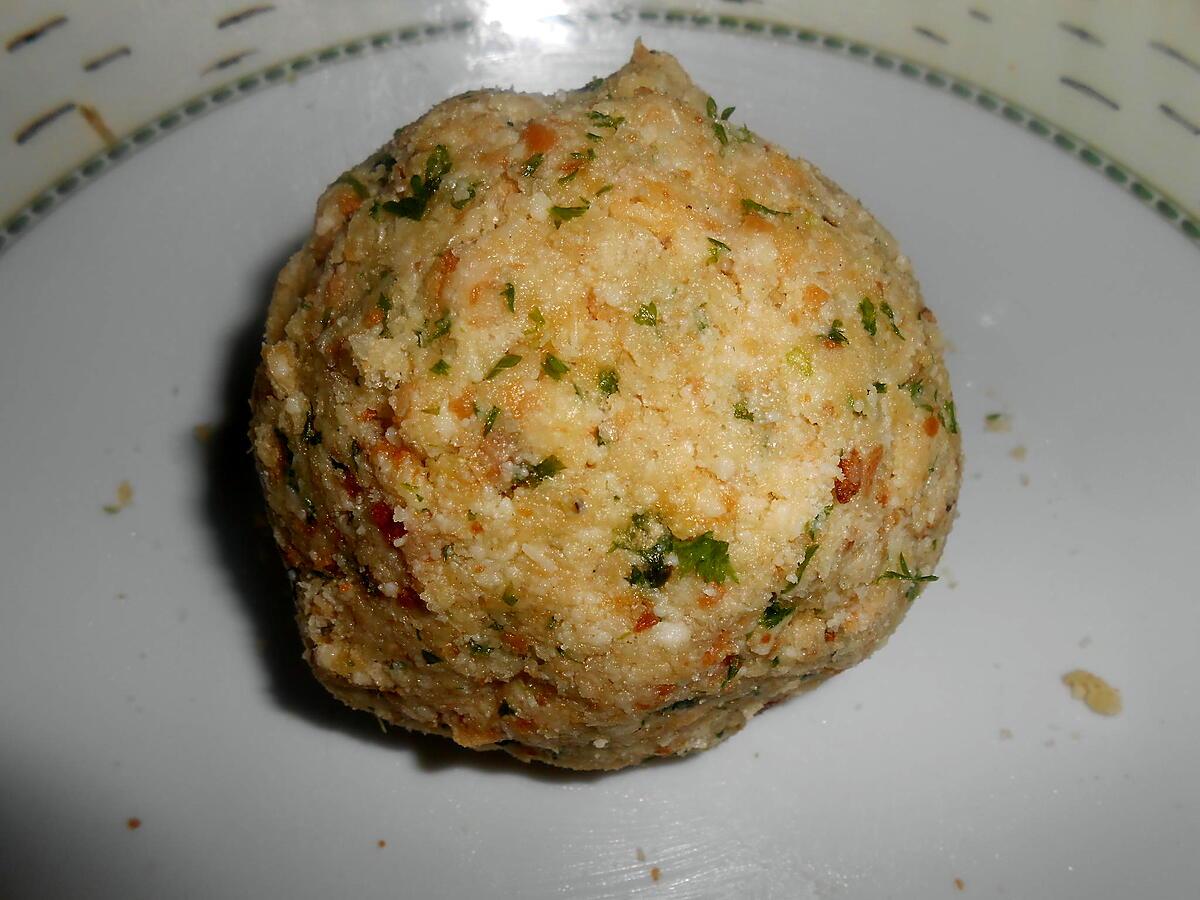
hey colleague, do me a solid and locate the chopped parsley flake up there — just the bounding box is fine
[501,589,519,607]
[482,406,501,435]
[713,121,728,145]
[501,282,515,313]
[450,183,476,209]
[549,203,589,227]
[786,347,813,375]
[741,198,791,217]
[588,110,625,129]
[595,183,614,196]
[335,173,368,198]
[585,131,603,142]
[526,307,545,332]
[706,97,718,118]
[877,553,938,600]
[512,455,565,489]
[542,354,569,380]
[873,381,888,393]
[859,297,878,336]
[380,144,452,221]
[634,302,658,326]
[520,152,544,176]
[825,319,849,345]
[468,640,493,656]
[760,598,795,629]
[673,532,737,584]
[484,353,522,380]
[429,359,450,376]
[376,293,393,337]
[421,650,442,665]
[733,400,754,421]
[426,313,451,342]
[707,237,731,264]
[880,301,903,337]
[940,400,959,434]
[597,368,619,396]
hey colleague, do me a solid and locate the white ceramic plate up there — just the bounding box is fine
[2,17,1198,900]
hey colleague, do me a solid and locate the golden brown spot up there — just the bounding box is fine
[834,449,863,504]
[634,610,661,632]
[521,121,557,154]
[126,817,141,831]
[803,284,829,311]
[923,415,941,437]
[448,390,475,419]
[500,632,530,654]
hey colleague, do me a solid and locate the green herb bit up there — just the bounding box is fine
[940,400,959,434]
[542,354,569,380]
[721,106,735,120]
[733,125,755,143]
[520,152,544,177]
[421,650,442,664]
[713,121,728,145]
[880,301,903,337]
[595,183,614,196]
[557,170,578,185]
[873,382,888,393]
[582,76,604,90]
[441,544,454,560]
[673,531,737,584]
[379,197,426,221]
[549,203,589,228]
[501,282,515,313]
[501,589,519,607]
[302,407,322,446]
[430,359,450,376]
[664,698,699,712]
[793,542,820,585]
[785,347,813,375]
[376,293,393,338]
[741,198,791,217]
[707,237,731,264]
[335,173,368,198]
[424,144,452,182]
[760,597,795,629]
[825,319,849,345]
[859,297,878,336]
[527,307,545,332]
[512,455,565,488]
[420,403,440,414]
[706,96,718,118]
[634,302,658,326]
[450,183,476,209]
[585,132,603,142]
[588,110,625,129]
[482,406,501,436]
[368,151,396,173]
[733,400,754,421]
[877,553,938,600]
[468,640,493,656]
[597,368,619,396]
[570,148,596,161]
[900,378,924,402]
[723,657,741,686]
[484,353,522,380]
[427,313,451,342]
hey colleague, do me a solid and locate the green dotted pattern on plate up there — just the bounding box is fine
[2,9,1197,253]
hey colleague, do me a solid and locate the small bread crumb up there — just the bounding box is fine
[650,867,661,883]
[1062,669,1122,716]
[635,847,645,862]
[998,728,1013,740]
[103,480,134,514]
[954,877,965,890]
[126,817,141,830]
[193,423,214,443]
[377,839,386,848]
[984,413,1011,432]
[1009,445,1026,461]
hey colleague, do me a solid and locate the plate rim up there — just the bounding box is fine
[2,7,1198,259]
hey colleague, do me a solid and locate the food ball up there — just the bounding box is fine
[250,44,961,770]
